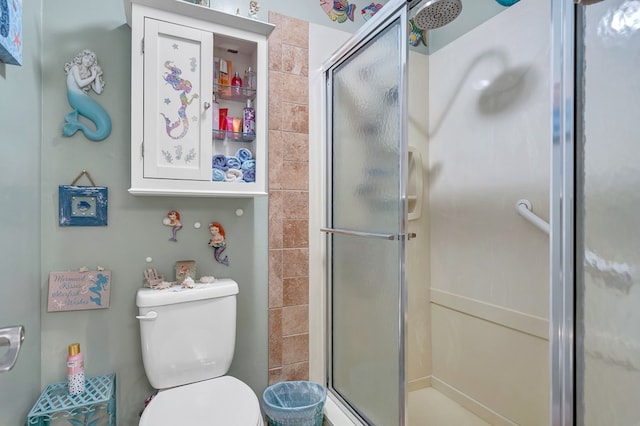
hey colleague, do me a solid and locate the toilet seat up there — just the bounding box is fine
[139,376,264,426]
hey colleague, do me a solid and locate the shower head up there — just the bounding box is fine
[412,0,463,30]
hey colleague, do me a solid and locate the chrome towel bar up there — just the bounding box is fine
[0,325,25,373]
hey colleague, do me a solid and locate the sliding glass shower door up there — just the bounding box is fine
[323,3,408,425]
[575,0,640,424]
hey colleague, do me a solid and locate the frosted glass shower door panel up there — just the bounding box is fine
[577,1,640,424]
[332,234,401,426]
[331,23,403,234]
[327,14,406,426]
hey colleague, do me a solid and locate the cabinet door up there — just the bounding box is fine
[143,18,212,181]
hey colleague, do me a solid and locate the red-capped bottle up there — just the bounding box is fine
[231,72,243,97]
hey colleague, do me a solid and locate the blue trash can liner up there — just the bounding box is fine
[262,381,327,426]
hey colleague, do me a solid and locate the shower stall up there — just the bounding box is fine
[311,0,640,424]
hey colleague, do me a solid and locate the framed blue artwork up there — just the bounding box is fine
[0,0,23,65]
[59,185,108,226]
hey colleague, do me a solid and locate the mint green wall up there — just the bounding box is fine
[37,1,267,424]
[0,0,43,424]
[0,0,513,423]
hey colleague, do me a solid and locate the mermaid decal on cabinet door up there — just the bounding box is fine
[63,50,112,141]
[161,60,199,140]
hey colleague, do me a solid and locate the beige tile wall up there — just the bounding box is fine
[268,12,310,385]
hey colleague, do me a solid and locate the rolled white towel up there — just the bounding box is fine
[225,168,244,182]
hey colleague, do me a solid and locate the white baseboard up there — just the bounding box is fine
[407,376,431,392]
[431,377,517,426]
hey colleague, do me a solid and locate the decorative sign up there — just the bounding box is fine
[0,0,22,65]
[47,270,111,312]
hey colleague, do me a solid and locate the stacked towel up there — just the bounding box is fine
[236,148,253,163]
[225,156,242,170]
[225,169,243,182]
[243,168,255,183]
[212,154,228,171]
[240,159,255,172]
[212,148,256,183]
[212,168,226,182]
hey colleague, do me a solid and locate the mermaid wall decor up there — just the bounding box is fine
[208,222,229,266]
[63,49,112,142]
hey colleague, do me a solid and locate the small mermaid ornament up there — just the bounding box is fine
[63,50,112,141]
[163,210,183,242]
[208,222,229,266]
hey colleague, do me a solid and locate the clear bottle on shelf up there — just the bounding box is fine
[212,94,220,138]
[244,67,256,96]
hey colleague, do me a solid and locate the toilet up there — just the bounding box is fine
[136,279,264,425]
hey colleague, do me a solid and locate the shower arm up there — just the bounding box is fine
[516,199,549,234]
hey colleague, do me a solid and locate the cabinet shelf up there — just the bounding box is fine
[214,83,256,102]
[213,130,256,142]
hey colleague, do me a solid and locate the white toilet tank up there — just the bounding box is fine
[136,279,239,390]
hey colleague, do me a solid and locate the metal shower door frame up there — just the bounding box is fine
[550,0,576,425]
[321,0,410,424]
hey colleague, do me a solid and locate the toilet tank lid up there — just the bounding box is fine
[136,279,239,308]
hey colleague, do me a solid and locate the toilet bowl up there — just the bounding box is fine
[135,280,263,425]
[139,376,263,425]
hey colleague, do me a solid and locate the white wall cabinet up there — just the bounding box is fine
[126,0,274,197]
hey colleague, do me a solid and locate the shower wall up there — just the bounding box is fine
[407,49,431,390]
[425,1,550,424]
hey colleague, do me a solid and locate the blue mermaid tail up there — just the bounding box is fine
[63,89,112,141]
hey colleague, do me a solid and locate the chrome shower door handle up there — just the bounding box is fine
[321,228,416,241]
[320,228,397,240]
[0,325,25,373]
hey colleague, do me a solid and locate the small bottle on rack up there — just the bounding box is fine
[67,343,85,395]
[243,99,256,140]
[231,72,243,97]
[212,94,220,139]
[243,67,256,96]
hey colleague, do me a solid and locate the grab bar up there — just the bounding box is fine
[516,199,550,234]
[0,325,25,373]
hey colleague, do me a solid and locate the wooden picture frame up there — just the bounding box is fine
[58,185,108,226]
